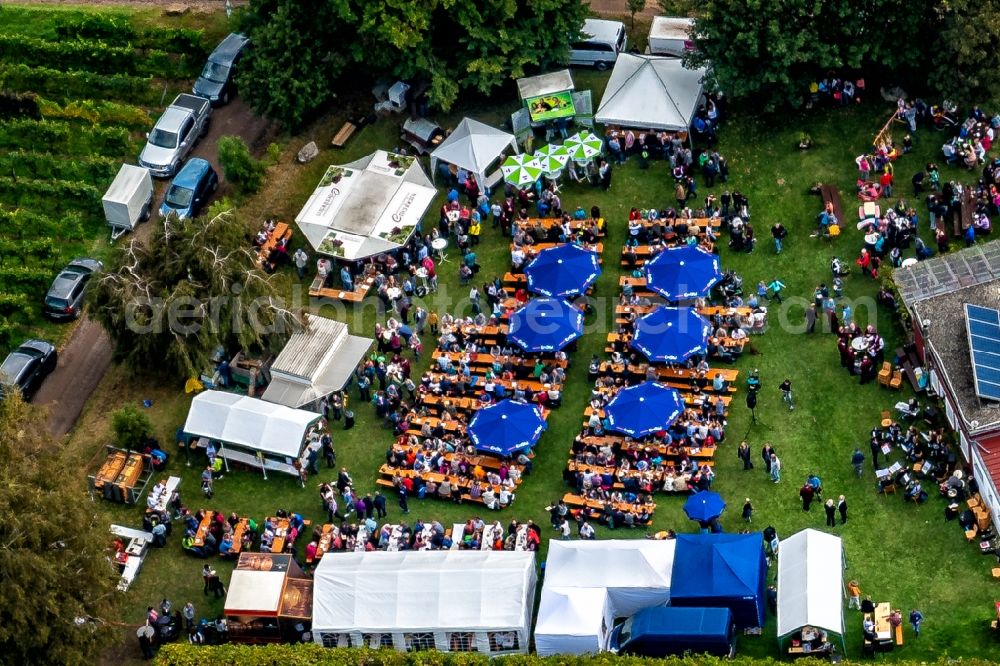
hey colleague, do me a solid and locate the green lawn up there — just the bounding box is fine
[76,75,1000,662]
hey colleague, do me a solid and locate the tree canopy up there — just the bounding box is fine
[236,0,587,128]
[90,202,300,379]
[0,394,120,665]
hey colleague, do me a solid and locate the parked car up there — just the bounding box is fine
[0,339,57,401]
[159,158,218,220]
[193,33,250,106]
[138,94,213,178]
[569,18,627,70]
[43,258,103,321]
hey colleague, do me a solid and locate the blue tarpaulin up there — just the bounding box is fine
[670,533,767,629]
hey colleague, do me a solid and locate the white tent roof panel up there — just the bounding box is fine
[312,550,536,634]
[776,529,844,638]
[183,391,320,458]
[517,70,575,100]
[595,54,705,131]
[431,118,518,184]
[225,570,286,615]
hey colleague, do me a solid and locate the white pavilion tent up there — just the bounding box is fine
[183,391,321,477]
[534,540,675,656]
[430,117,518,187]
[776,529,846,651]
[295,150,436,261]
[594,54,705,131]
[312,550,536,654]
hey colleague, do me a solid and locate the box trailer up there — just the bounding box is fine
[103,164,153,240]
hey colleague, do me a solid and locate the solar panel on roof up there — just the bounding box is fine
[966,303,1000,402]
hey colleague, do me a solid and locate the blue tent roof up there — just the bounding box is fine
[670,533,767,629]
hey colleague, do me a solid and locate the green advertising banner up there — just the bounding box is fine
[525,90,576,122]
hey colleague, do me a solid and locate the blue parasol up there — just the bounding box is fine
[604,381,685,438]
[683,490,727,523]
[644,245,723,301]
[524,243,602,298]
[507,297,584,352]
[630,306,711,363]
[467,399,547,456]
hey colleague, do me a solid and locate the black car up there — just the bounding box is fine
[0,339,57,401]
[192,33,250,106]
[43,258,103,321]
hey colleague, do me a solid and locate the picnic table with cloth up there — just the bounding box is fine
[513,242,604,261]
[515,217,605,237]
[192,510,214,547]
[622,241,715,266]
[562,492,656,521]
[599,361,738,388]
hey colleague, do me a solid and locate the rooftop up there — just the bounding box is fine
[895,242,1000,305]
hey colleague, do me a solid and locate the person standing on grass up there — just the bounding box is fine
[771,222,787,254]
[738,441,753,470]
[838,494,848,523]
[559,517,572,540]
[800,482,815,511]
[293,248,309,279]
[851,447,865,477]
[779,379,794,410]
[770,454,781,483]
[909,609,924,637]
[373,490,387,519]
[742,498,753,522]
[805,303,817,333]
[762,443,775,474]
[824,498,836,526]
[847,580,862,609]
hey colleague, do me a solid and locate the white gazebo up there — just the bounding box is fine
[261,315,372,409]
[777,529,846,653]
[183,391,322,477]
[594,54,705,131]
[295,150,436,261]
[430,117,518,188]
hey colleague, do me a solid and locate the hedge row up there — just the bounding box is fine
[0,63,158,105]
[0,33,193,79]
[0,207,86,244]
[37,98,150,131]
[154,645,1000,666]
[0,176,100,206]
[0,118,136,157]
[0,151,121,184]
[53,12,206,58]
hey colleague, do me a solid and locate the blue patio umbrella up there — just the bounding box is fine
[507,297,584,352]
[630,306,712,363]
[683,490,727,523]
[644,245,723,301]
[604,381,685,438]
[524,244,602,298]
[467,399,547,456]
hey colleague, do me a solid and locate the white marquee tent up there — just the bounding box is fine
[594,54,705,132]
[430,117,518,187]
[183,391,321,477]
[535,540,675,656]
[776,529,846,650]
[312,550,536,654]
[296,150,436,261]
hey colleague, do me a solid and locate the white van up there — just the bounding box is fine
[569,19,627,70]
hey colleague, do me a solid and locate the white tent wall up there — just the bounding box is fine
[312,551,535,655]
[535,587,614,656]
[430,117,519,188]
[776,529,845,648]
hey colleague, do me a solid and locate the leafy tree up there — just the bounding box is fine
[686,0,932,111]
[627,0,647,31]
[928,0,1000,108]
[657,0,698,15]
[111,404,153,449]
[236,0,354,129]
[90,202,301,378]
[0,393,120,665]
[217,135,265,195]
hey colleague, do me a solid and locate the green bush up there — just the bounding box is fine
[0,207,85,244]
[0,63,157,105]
[0,118,136,157]
[37,98,149,131]
[0,176,100,205]
[54,13,206,59]
[217,135,266,195]
[0,33,190,79]
[111,404,154,449]
[0,151,120,184]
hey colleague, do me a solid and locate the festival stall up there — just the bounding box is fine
[534,540,675,656]
[295,150,436,261]
[224,552,313,644]
[430,117,519,190]
[777,529,846,656]
[594,54,705,132]
[312,550,536,654]
[183,391,322,478]
[669,533,768,629]
[261,315,373,409]
[512,70,593,144]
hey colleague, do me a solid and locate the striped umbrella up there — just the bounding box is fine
[534,143,570,175]
[501,154,543,188]
[563,130,603,162]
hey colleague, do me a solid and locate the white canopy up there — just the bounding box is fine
[535,586,613,656]
[431,118,518,186]
[516,70,575,101]
[225,569,286,615]
[183,391,320,458]
[262,316,373,408]
[295,150,436,261]
[595,54,705,131]
[776,529,845,638]
[312,550,536,653]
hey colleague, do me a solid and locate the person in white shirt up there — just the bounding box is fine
[579,522,596,539]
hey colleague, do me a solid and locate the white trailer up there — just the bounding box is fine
[103,164,153,240]
[648,16,695,58]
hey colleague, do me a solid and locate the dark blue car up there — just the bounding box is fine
[160,158,218,220]
[193,33,250,106]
